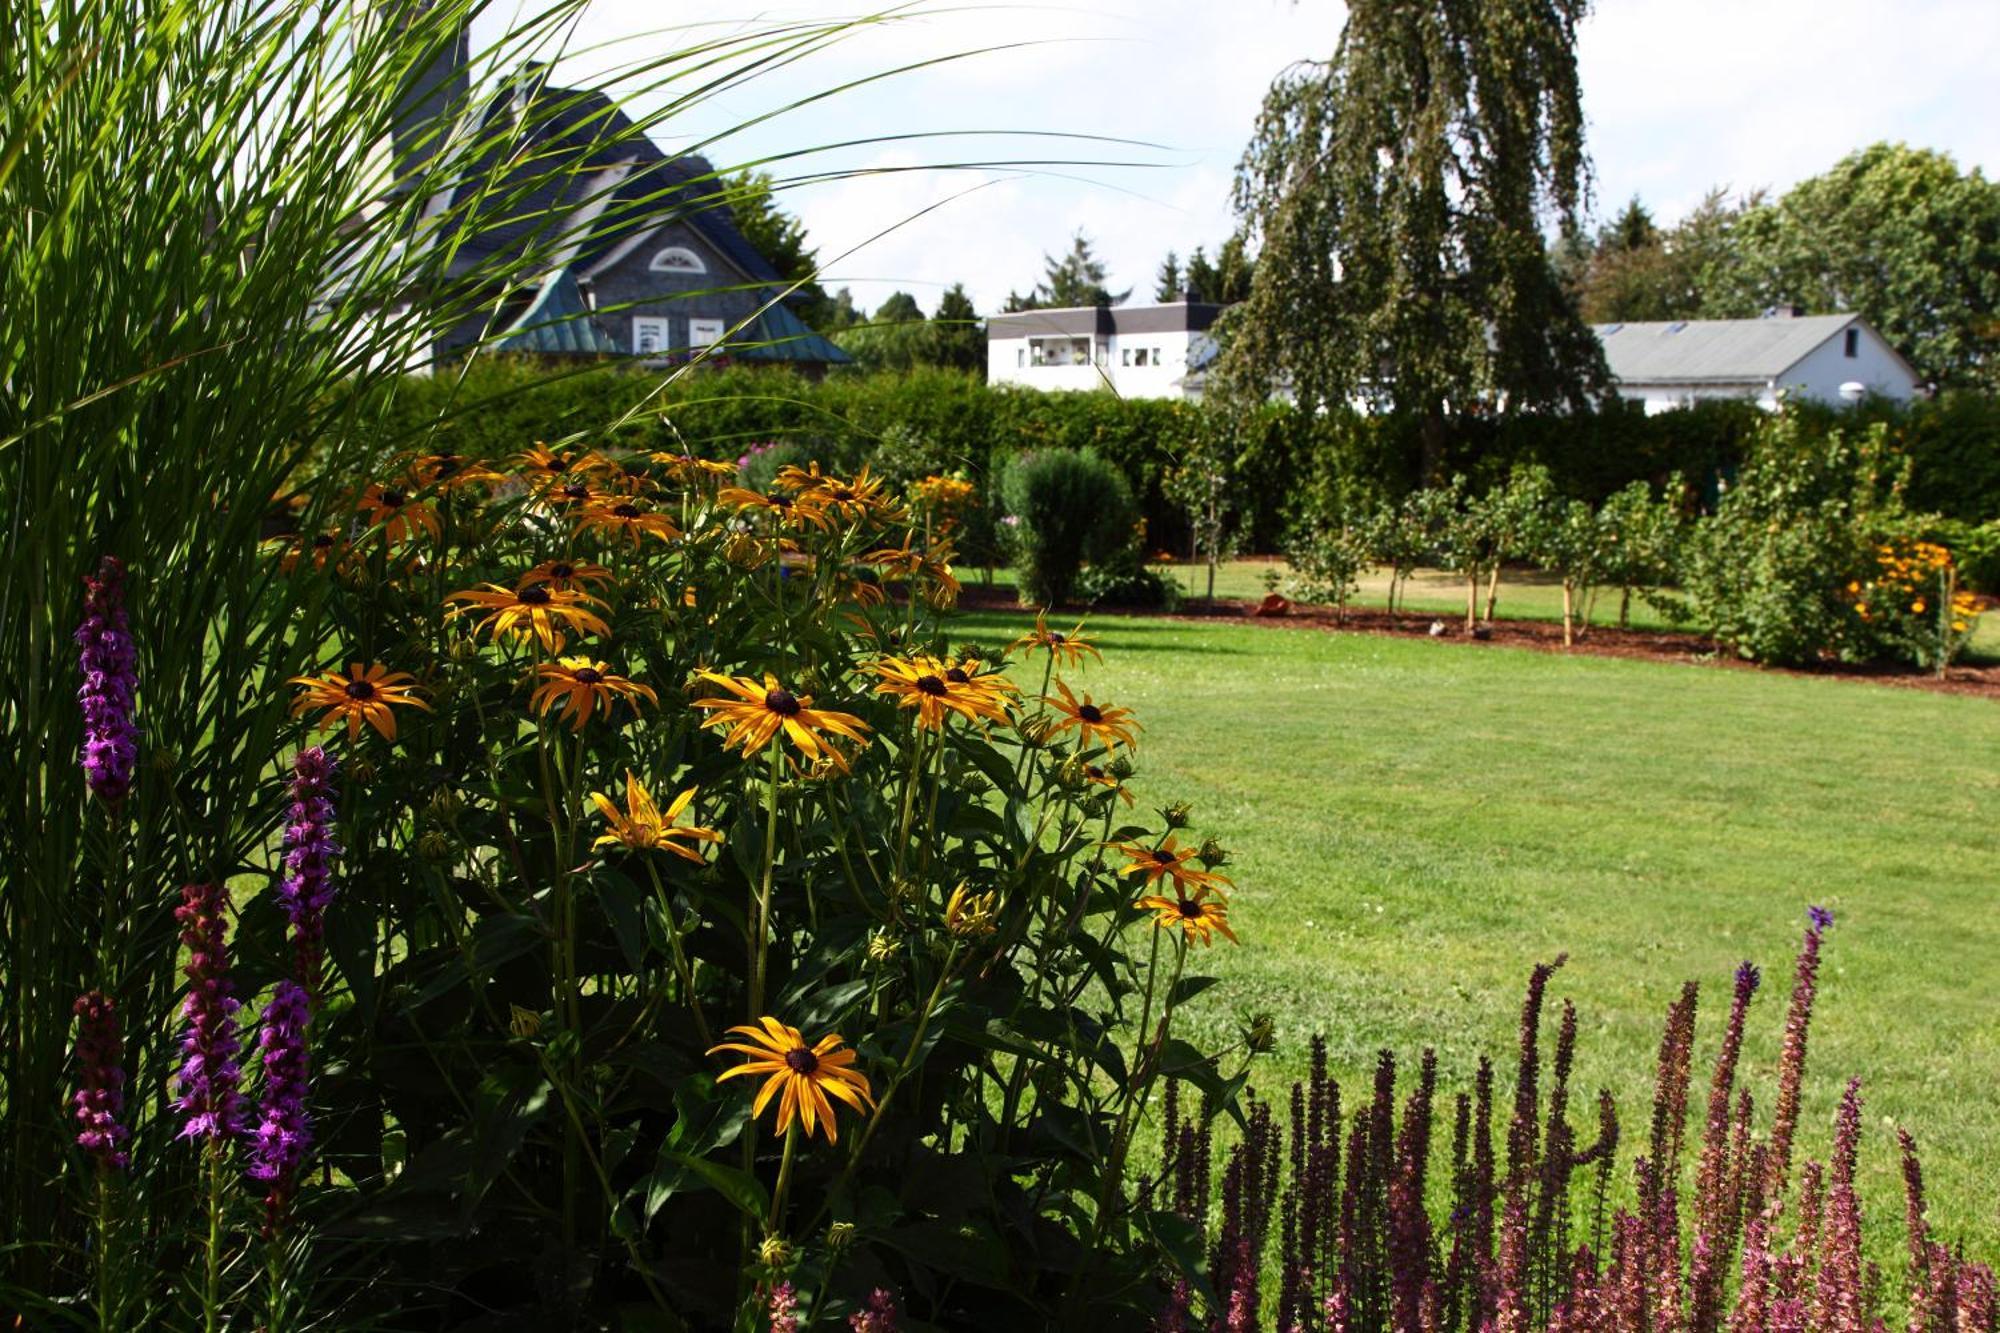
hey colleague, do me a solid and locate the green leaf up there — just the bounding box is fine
[595,870,649,971]
[660,1152,769,1221]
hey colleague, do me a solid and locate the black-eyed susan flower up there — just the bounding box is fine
[574,498,680,545]
[776,463,895,522]
[588,773,720,863]
[518,559,615,593]
[716,486,832,532]
[531,657,657,730]
[1135,885,1238,946]
[944,883,999,938]
[407,452,502,493]
[864,534,962,607]
[692,671,870,769]
[354,483,440,543]
[274,531,351,576]
[1009,610,1101,667]
[651,451,738,483]
[708,1018,875,1144]
[289,663,431,741]
[1109,834,1232,894]
[869,656,1013,731]
[1080,761,1135,806]
[445,582,611,653]
[515,443,583,477]
[1044,678,1138,750]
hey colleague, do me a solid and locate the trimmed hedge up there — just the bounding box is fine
[358,362,1999,554]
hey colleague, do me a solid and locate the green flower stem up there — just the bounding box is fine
[751,740,783,1021]
[203,1141,223,1333]
[766,1121,801,1234]
[641,858,711,1048]
[95,1168,114,1333]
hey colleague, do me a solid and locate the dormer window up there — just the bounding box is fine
[649,246,706,274]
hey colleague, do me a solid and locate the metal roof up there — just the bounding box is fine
[1592,314,1859,385]
[489,267,617,355]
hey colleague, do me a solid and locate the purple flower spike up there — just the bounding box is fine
[278,746,341,993]
[75,555,139,806]
[1734,960,1761,994]
[1808,905,1834,933]
[248,980,313,1190]
[71,991,131,1170]
[174,882,247,1144]
[848,1288,901,1333]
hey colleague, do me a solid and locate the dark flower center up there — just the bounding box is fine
[573,667,603,684]
[915,674,947,696]
[312,534,335,549]
[768,493,792,509]
[831,487,855,502]
[1154,848,1179,865]
[519,585,552,605]
[549,563,574,579]
[344,680,376,701]
[944,668,970,685]
[378,489,406,508]
[612,503,641,519]
[1077,704,1103,724]
[764,688,802,716]
[562,482,590,500]
[545,456,568,471]
[434,457,461,478]
[784,1047,819,1074]
[1178,898,1203,920]
[1047,630,1066,644]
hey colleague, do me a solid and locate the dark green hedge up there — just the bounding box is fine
[358,361,1998,551]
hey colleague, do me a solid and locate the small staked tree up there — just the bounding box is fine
[1595,478,1686,629]
[1479,464,1560,622]
[1533,498,1610,646]
[1164,404,1240,602]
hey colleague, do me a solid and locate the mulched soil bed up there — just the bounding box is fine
[957,583,2000,701]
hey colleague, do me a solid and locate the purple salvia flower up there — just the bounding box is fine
[70,990,131,1170]
[174,882,247,1143]
[847,1287,900,1333]
[1763,918,1827,1201]
[1808,905,1834,934]
[247,980,312,1191]
[75,555,139,806]
[278,746,341,993]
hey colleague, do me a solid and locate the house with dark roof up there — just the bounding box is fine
[1594,310,1921,414]
[386,32,847,372]
[986,300,1225,399]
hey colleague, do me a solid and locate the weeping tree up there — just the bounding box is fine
[1217,0,1608,477]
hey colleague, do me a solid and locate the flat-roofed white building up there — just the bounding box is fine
[986,300,1225,399]
[1594,310,1923,414]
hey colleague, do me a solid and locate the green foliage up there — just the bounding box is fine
[725,169,834,332]
[1283,522,1370,621]
[1004,230,1129,311]
[1182,237,1256,305]
[1221,0,1606,468]
[1666,412,1896,665]
[1000,448,1137,607]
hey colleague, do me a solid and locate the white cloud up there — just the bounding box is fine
[469,0,2000,313]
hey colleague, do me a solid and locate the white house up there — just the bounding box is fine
[986,300,1224,399]
[1594,310,1922,414]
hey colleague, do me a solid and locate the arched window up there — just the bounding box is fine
[648,246,706,274]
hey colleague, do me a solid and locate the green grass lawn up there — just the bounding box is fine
[953,603,2000,1257]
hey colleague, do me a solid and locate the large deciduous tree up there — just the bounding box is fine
[1219,0,1606,475]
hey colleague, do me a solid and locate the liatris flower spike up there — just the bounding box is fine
[279,747,340,993]
[173,882,247,1143]
[248,980,313,1199]
[75,555,139,806]
[71,991,131,1170]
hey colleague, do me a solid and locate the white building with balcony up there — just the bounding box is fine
[986,300,1225,399]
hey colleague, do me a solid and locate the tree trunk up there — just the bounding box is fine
[1420,408,1448,486]
[1484,562,1503,622]
[1466,570,1479,630]
[1561,581,1575,647]
[1619,586,1631,630]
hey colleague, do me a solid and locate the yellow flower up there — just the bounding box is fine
[1109,834,1232,894]
[1009,610,1101,667]
[445,582,611,653]
[864,534,962,607]
[944,883,1000,937]
[870,655,1013,731]
[716,486,831,531]
[776,463,896,522]
[1044,678,1139,751]
[354,482,440,543]
[1135,885,1238,947]
[407,452,502,493]
[692,671,871,769]
[289,663,431,742]
[588,773,720,863]
[709,1018,875,1144]
[517,559,616,593]
[575,498,680,545]
[530,657,657,730]
[650,451,738,483]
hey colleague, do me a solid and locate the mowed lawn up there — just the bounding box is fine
[953,604,2000,1253]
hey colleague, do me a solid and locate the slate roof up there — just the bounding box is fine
[1592,315,1858,385]
[430,68,847,364]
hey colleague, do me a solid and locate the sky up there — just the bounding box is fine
[473,0,2000,317]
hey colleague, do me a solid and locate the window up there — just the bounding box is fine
[1017,347,1025,368]
[1120,348,1132,366]
[1844,327,1860,358]
[1150,346,1162,366]
[648,246,706,274]
[631,316,670,356]
[1027,336,1091,367]
[689,317,725,350]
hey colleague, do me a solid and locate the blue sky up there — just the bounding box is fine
[480,1,2000,317]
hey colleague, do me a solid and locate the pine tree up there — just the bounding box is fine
[927,283,985,373]
[1155,250,1184,302]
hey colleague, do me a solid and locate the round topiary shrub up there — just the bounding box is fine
[1000,447,1136,607]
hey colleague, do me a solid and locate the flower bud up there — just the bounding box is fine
[1197,837,1230,870]
[428,788,464,820]
[509,1005,543,1040]
[1161,801,1193,830]
[757,1234,793,1271]
[826,1221,857,1252]
[1242,1012,1277,1055]
[416,829,452,861]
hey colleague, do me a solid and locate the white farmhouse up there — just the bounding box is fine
[986,300,1224,399]
[1594,310,1922,414]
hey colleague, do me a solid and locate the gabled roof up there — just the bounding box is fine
[427,68,847,364]
[1592,314,1859,385]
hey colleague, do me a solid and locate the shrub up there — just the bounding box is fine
[1284,521,1370,622]
[1075,555,1183,610]
[1000,447,1137,606]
